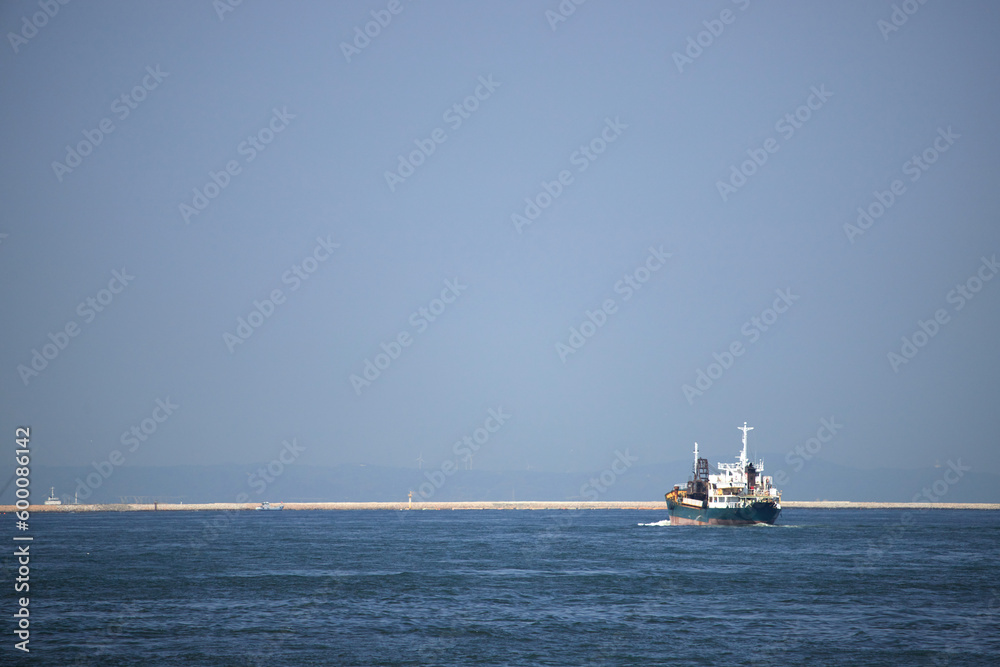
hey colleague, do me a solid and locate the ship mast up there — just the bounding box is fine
[693,442,699,475]
[738,422,753,468]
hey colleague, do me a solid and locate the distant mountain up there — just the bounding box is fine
[3,456,996,505]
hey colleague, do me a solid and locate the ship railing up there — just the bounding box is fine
[739,492,779,502]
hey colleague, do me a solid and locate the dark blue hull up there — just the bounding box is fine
[665,497,780,525]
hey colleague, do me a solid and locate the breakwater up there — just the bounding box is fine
[4,500,998,512]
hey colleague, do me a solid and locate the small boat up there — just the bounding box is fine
[44,487,62,505]
[255,501,284,511]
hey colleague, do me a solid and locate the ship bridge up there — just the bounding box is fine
[707,422,780,501]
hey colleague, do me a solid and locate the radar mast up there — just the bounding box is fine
[738,422,753,468]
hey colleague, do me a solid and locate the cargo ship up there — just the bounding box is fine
[665,422,781,525]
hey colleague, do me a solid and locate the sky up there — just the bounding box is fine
[2,1,999,487]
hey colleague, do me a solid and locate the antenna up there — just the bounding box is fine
[738,422,753,467]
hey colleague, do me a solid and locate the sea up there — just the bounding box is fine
[3,508,999,666]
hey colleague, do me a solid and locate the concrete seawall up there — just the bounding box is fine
[4,500,998,512]
[783,501,1000,510]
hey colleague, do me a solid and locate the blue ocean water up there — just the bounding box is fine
[4,508,999,666]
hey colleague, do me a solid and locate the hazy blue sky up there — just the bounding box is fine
[2,1,999,483]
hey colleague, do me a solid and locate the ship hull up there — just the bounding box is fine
[666,499,780,526]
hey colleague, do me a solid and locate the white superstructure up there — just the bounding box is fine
[703,422,780,510]
[44,487,62,505]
